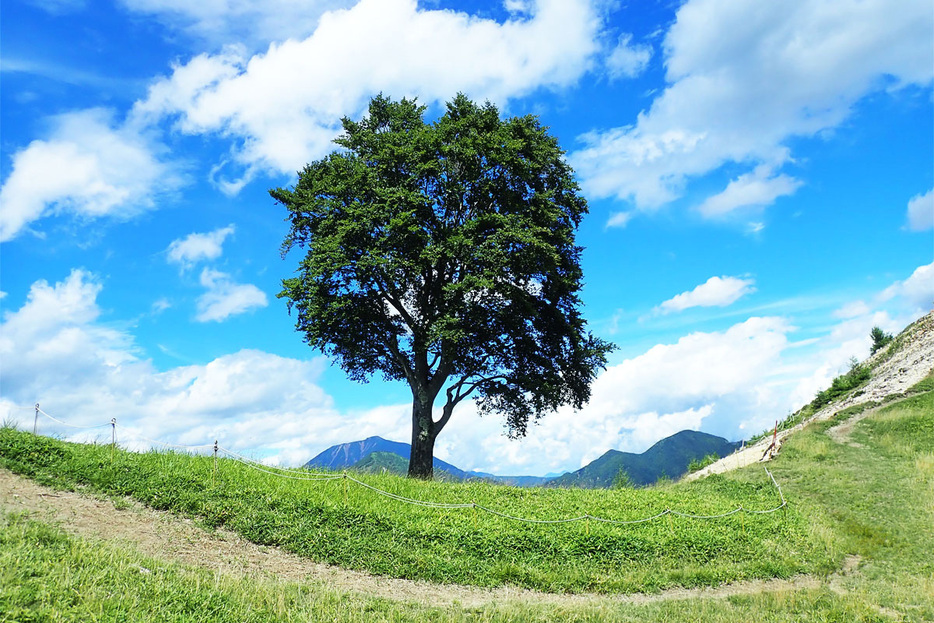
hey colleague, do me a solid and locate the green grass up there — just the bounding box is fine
[0,510,479,623]
[0,512,892,623]
[1,386,931,621]
[0,426,816,595]
[766,389,934,622]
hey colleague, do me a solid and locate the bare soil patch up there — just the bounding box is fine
[1,468,824,609]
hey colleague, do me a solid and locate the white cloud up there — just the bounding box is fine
[698,166,803,217]
[440,315,797,474]
[118,0,355,50]
[3,266,928,476]
[606,33,652,80]
[571,0,933,211]
[0,269,405,466]
[0,271,800,476]
[0,270,137,395]
[906,189,933,231]
[152,298,172,314]
[133,0,602,178]
[504,0,533,15]
[0,108,179,242]
[605,211,633,229]
[833,300,871,320]
[195,268,268,322]
[789,261,934,407]
[656,275,756,314]
[880,262,934,312]
[167,224,236,267]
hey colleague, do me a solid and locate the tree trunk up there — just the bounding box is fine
[408,397,437,479]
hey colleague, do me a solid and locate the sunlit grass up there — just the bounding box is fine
[1,386,931,621]
[0,424,813,594]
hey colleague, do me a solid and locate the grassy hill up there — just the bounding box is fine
[305,436,554,485]
[550,430,741,487]
[310,431,736,488]
[1,357,932,620]
[351,451,464,482]
[2,377,932,620]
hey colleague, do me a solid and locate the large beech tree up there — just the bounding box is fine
[272,94,613,479]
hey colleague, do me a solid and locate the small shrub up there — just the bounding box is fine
[688,453,719,473]
[810,359,871,411]
[870,326,894,355]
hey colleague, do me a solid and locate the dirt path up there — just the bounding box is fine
[825,404,876,447]
[0,468,828,609]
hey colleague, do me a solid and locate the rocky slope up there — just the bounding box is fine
[686,310,934,481]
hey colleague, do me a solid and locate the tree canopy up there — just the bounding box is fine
[870,326,893,355]
[272,94,613,479]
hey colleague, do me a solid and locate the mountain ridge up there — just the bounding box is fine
[304,429,740,487]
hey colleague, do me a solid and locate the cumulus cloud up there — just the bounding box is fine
[656,275,756,314]
[606,33,652,80]
[571,0,933,211]
[195,268,268,322]
[879,262,934,313]
[0,269,405,466]
[698,166,803,217]
[167,224,236,268]
[0,108,180,242]
[440,315,798,474]
[3,265,929,476]
[0,270,800,475]
[132,0,602,178]
[906,189,933,231]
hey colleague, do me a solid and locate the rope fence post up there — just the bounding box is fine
[110,418,116,462]
[343,473,348,506]
[33,404,39,435]
[213,440,218,488]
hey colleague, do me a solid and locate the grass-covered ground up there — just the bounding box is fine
[1,378,931,621]
[0,424,811,594]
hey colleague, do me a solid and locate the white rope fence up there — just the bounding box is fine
[7,403,789,527]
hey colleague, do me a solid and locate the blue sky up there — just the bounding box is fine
[1,0,932,476]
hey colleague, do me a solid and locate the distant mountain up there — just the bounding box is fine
[548,430,741,488]
[350,450,409,474]
[304,436,475,479]
[304,436,551,485]
[305,430,738,488]
[352,451,463,482]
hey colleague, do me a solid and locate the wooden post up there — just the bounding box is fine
[110,418,116,462]
[761,421,779,462]
[212,440,218,487]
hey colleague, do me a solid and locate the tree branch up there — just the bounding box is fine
[385,335,415,387]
